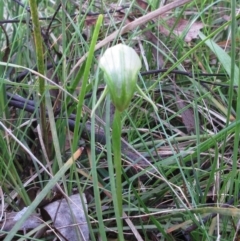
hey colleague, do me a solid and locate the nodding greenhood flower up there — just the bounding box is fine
[99,44,142,112]
[91,44,157,117]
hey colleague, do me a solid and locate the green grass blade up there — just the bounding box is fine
[90,67,107,241]
[199,32,239,86]
[72,14,103,151]
[29,0,48,154]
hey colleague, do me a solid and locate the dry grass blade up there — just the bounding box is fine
[123,212,144,241]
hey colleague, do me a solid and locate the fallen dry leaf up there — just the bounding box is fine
[159,18,204,42]
[43,194,89,241]
[176,94,195,134]
[85,15,98,27]
[1,208,41,234]
[135,0,149,10]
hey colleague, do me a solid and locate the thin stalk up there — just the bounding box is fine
[105,97,124,241]
[112,109,123,218]
[90,68,107,241]
[29,1,48,155]
[0,0,9,130]
[229,0,239,200]
[0,70,7,122]
[72,14,103,151]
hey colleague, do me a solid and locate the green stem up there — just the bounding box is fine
[112,109,123,217]
[0,1,9,129]
[72,14,103,151]
[105,97,124,241]
[90,74,108,241]
[29,0,48,155]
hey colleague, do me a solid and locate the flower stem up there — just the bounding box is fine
[112,109,123,217]
[29,0,48,155]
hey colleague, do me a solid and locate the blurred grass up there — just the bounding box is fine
[1,0,240,240]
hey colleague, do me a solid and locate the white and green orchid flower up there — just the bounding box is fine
[92,43,157,115]
[99,43,141,112]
